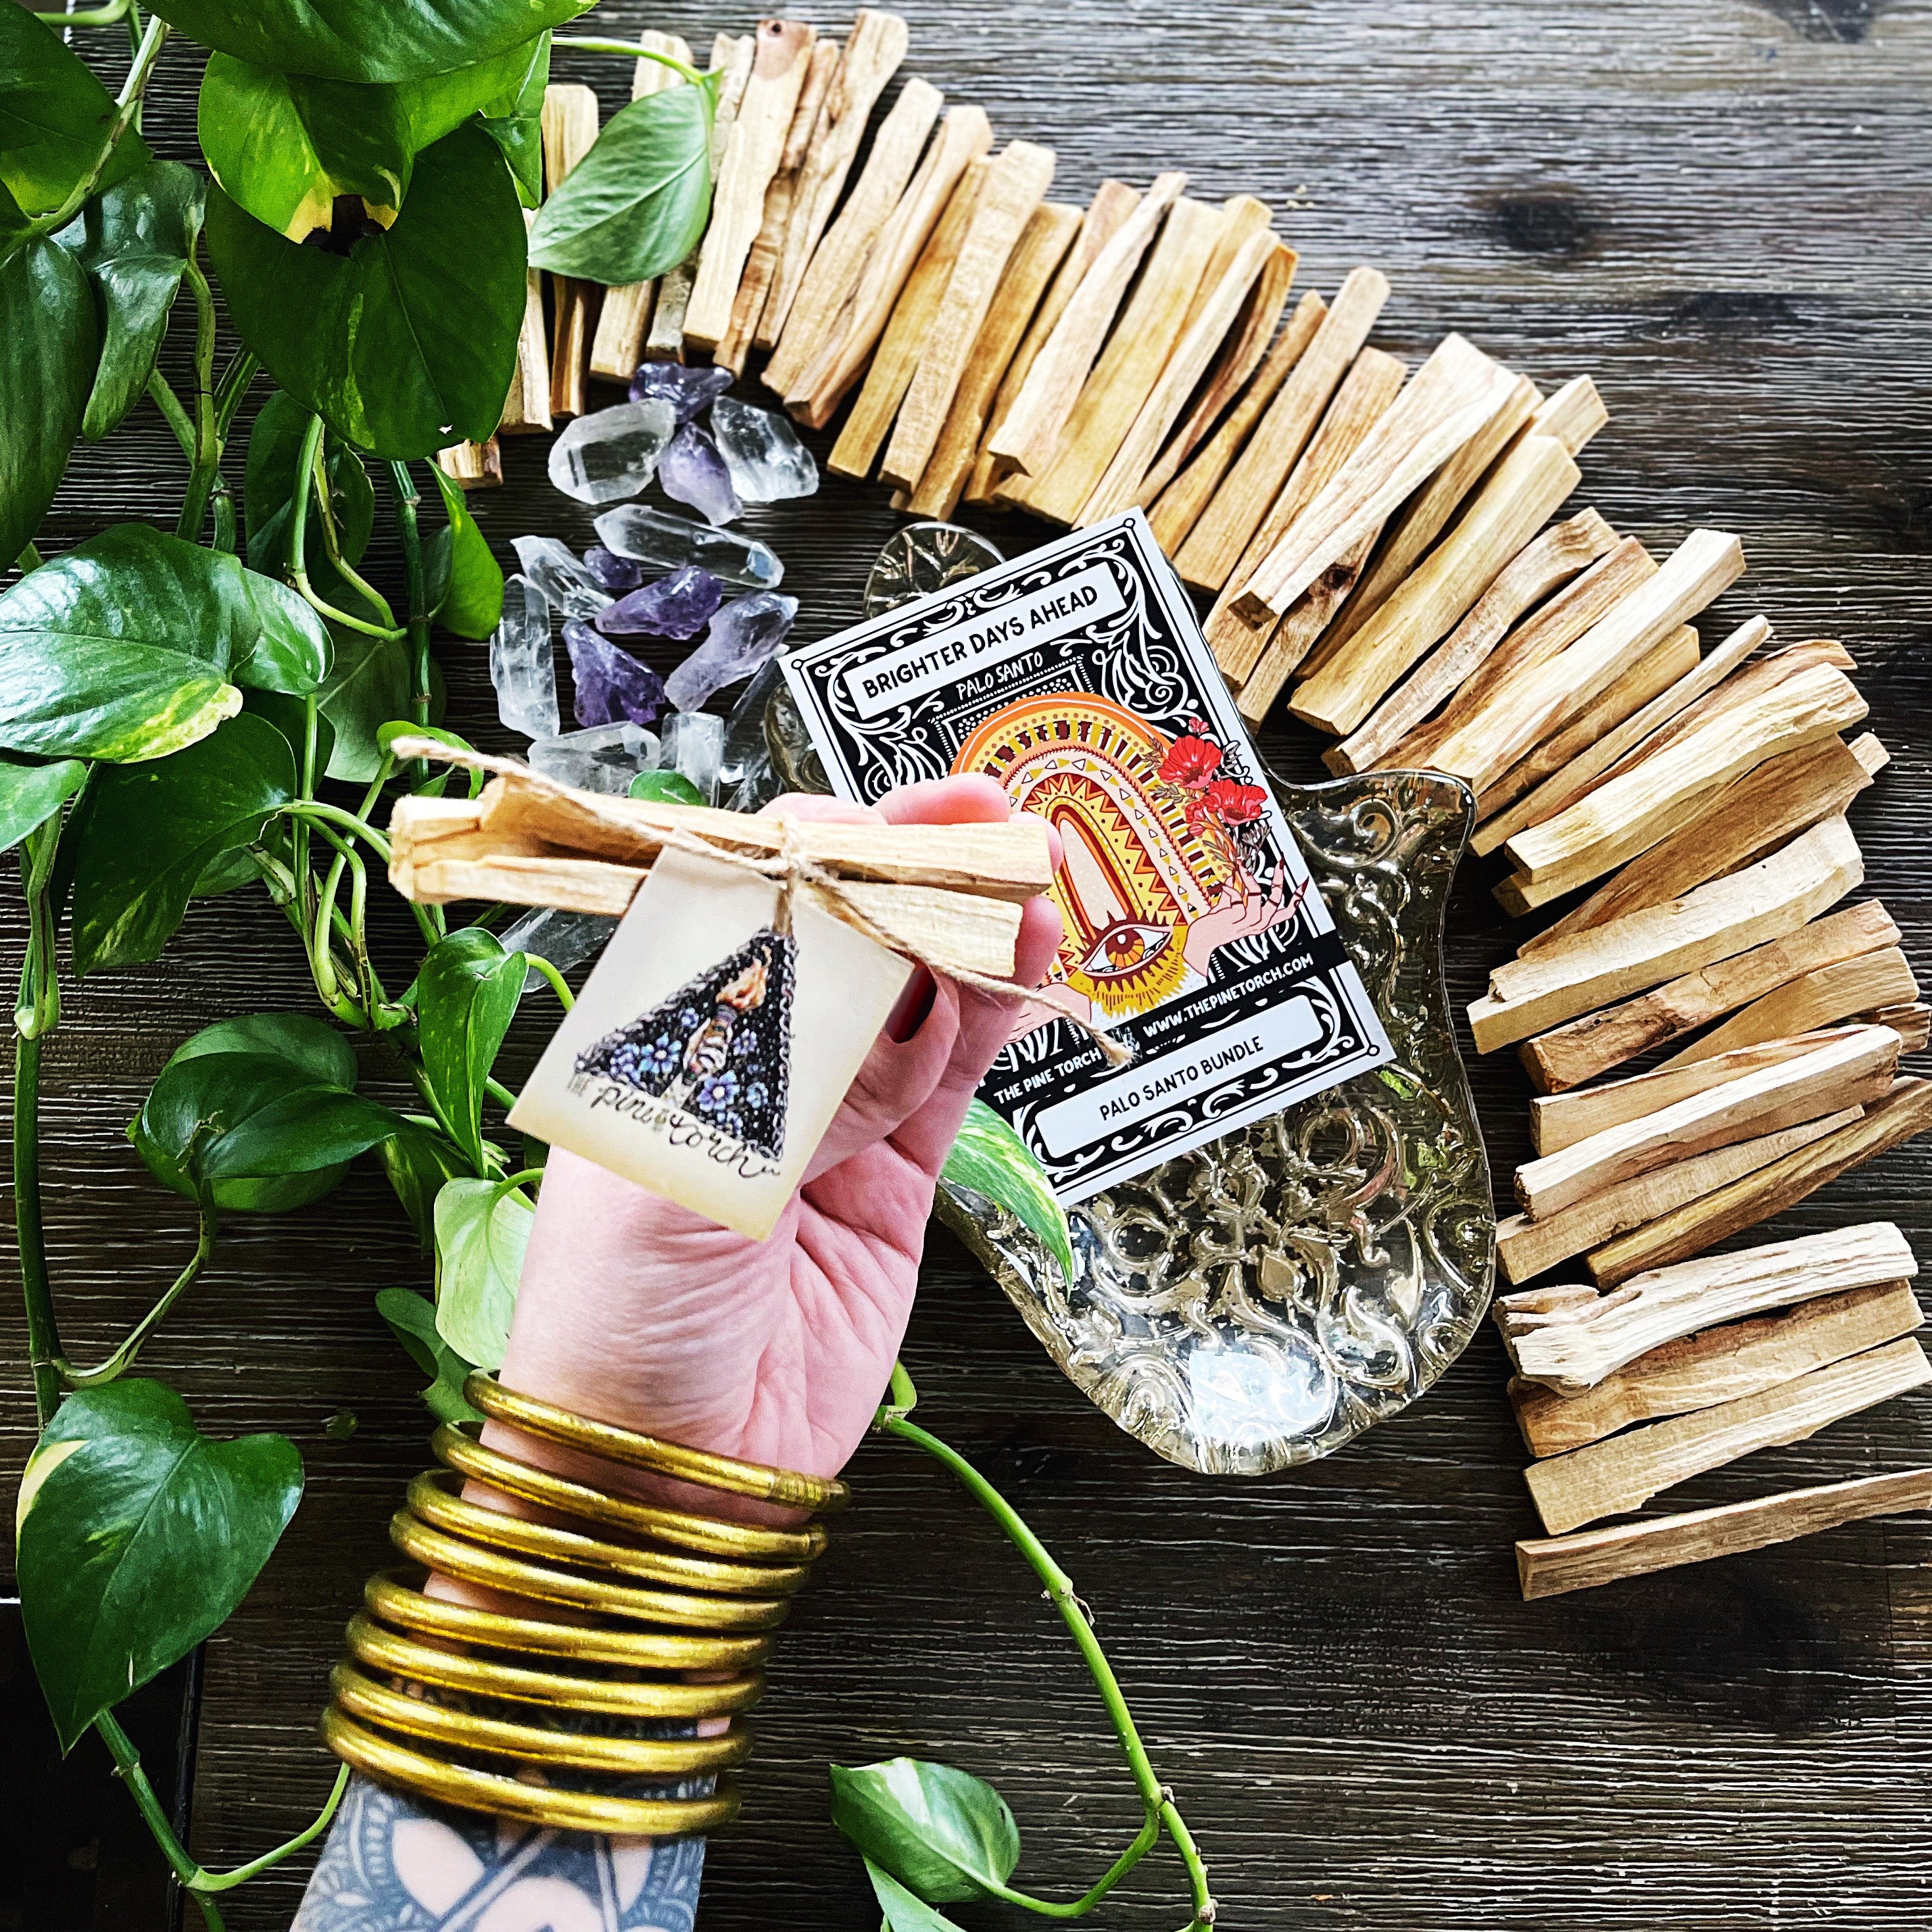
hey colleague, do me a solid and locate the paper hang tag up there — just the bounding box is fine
[508,846,915,1240]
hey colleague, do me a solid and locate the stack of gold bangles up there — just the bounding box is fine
[321,1371,848,1836]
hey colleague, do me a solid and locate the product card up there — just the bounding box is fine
[781,510,1394,1204]
[509,847,913,1240]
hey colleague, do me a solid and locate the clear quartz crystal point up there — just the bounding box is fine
[527,721,660,794]
[863,521,1005,617]
[500,905,618,991]
[664,592,798,713]
[546,398,677,504]
[512,535,614,620]
[592,504,784,590]
[720,660,782,790]
[710,396,819,502]
[661,709,725,804]
[487,573,559,738]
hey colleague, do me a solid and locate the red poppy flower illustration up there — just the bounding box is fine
[1158,733,1222,786]
[1202,778,1267,823]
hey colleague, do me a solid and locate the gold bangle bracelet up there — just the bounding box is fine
[434,1425,829,1563]
[362,1574,772,1674]
[322,1707,741,1837]
[329,1663,754,1777]
[347,1614,767,1716]
[466,1373,850,1515]
[389,1514,793,1633]
[406,1470,815,1599]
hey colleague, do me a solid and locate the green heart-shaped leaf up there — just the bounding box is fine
[16,1378,302,1751]
[0,525,331,762]
[829,1759,1023,1906]
[425,464,504,639]
[528,80,717,285]
[378,1114,470,1251]
[941,1099,1076,1282]
[0,6,153,218]
[208,122,525,460]
[57,159,206,441]
[316,624,412,783]
[628,768,706,806]
[375,1286,482,1424]
[0,756,86,856]
[0,229,97,569]
[475,32,550,209]
[66,712,295,973]
[416,927,523,1170]
[433,1176,533,1369]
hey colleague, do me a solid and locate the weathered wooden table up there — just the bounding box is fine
[5,1,1931,1925]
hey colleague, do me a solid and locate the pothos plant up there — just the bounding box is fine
[0,5,1212,1928]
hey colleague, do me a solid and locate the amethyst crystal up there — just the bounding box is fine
[563,618,667,729]
[664,591,798,712]
[593,564,725,641]
[581,544,646,592]
[629,361,734,423]
[657,421,743,527]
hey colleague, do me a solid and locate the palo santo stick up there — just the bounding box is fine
[1234,529,1377,725]
[1589,1078,1932,1285]
[828,152,990,473]
[800,112,989,435]
[1147,289,1326,554]
[760,9,910,349]
[1206,346,1409,680]
[434,439,501,489]
[1499,1220,1918,1393]
[1002,197,1226,523]
[1661,949,1920,1069]
[1228,333,1519,622]
[1516,1464,1932,1601]
[906,201,1080,519]
[764,77,945,398]
[1524,1336,1932,1535]
[1528,373,1609,454]
[1468,815,1864,1055]
[714,35,842,375]
[1519,900,1900,1092]
[986,172,1187,474]
[965,179,1141,504]
[880,139,1057,491]
[1133,237,1297,509]
[588,34,695,383]
[1290,433,1585,737]
[1495,1108,1863,1285]
[1328,510,1616,774]
[1511,1026,1900,1221]
[1426,529,1747,794]
[1860,1002,1930,1051]
[1173,267,1390,592]
[1078,223,1278,525]
[683,20,817,352]
[1528,733,1884,952]
[1509,1282,1924,1458]
[541,84,601,419]
[1391,536,1657,771]
[500,210,552,431]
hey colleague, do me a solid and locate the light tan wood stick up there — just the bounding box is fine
[1860,1002,1930,1051]
[1205,346,1409,681]
[1000,197,1226,524]
[1495,1107,1863,1285]
[1512,1025,1899,1221]
[1228,333,1519,623]
[1468,815,1863,1055]
[500,208,553,430]
[1500,1220,1916,1393]
[434,439,502,489]
[1078,222,1278,525]
[1518,900,1900,1092]
[683,20,817,351]
[1425,529,1747,794]
[1326,510,1616,774]
[1516,1464,1932,1600]
[1234,529,1380,725]
[1524,1336,1931,1536]
[1172,268,1390,592]
[541,83,601,418]
[1509,1282,1923,1458]
[758,9,909,350]
[1660,949,1920,1069]
[1132,237,1297,510]
[1527,732,1885,952]
[1589,1078,1932,1284]
[763,76,944,397]
[1528,373,1610,452]
[827,153,990,473]
[964,179,1140,504]
[1146,289,1326,553]
[984,172,1186,474]
[1390,537,1657,771]
[904,203,1079,518]
[1290,433,1583,736]
[587,35,695,383]
[879,140,1057,490]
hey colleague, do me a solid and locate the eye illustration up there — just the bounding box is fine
[1077,921,1172,980]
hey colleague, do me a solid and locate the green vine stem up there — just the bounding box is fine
[551,36,708,87]
[174,247,221,541]
[286,417,404,640]
[95,1714,226,1932]
[187,1763,350,1895]
[384,461,434,731]
[32,12,167,236]
[26,0,134,26]
[55,1195,218,1386]
[14,821,66,1427]
[878,1397,1216,1931]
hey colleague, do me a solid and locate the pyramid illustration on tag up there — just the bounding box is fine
[572,928,797,1160]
